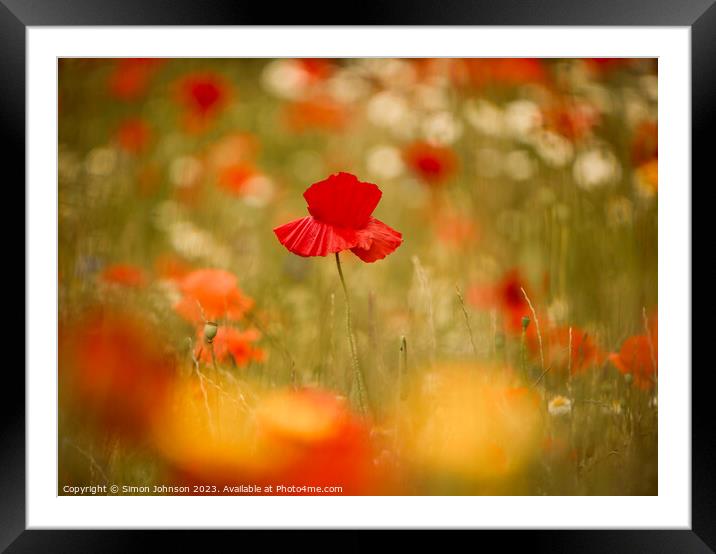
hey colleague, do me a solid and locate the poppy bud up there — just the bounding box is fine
[522,316,531,331]
[204,321,218,343]
[624,373,633,384]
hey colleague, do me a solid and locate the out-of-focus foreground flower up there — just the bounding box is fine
[59,309,177,439]
[153,384,390,494]
[396,365,544,493]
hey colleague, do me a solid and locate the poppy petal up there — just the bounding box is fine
[304,172,381,229]
[351,217,403,263]
[274,216,363,257]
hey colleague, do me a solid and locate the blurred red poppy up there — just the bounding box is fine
[273,172,402,262]
[175,72,232,132]
[584,58,634,77]
[609,314,658,389]
[174,268,254,323]
[456,58,548,88]
[530,326,605,374]
[116,118,152,154]
[297,58,335,83]
[60,309,176,438]
[403,141,458,186]
[254,388,383,493]
[631,120,658,165]
[468,269,532,334]
[544,102,600,142]
[108,58,163,101]
[99,263,148,288]
[195,325,265,366]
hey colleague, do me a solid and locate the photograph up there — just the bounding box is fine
[57,56,659,497]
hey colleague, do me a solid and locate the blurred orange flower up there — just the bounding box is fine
[544,101,600,142]
[433,209,479,247]
[530,326,605,374]
[635,158,658,197]
[205,132,260,172]
[195,325,265,366]
[609,313,658,389]
[116,118,152,154]
[457,58,548,88]
[403,141,458,186]
[60,309,176,438]
[254,388,381,493]
[584,58,634,77]
[217,163,259,196]
[154,384,385,494]
[398,365,544,488]
[296,58,335,83]
[153,253,193,282]
[174,268,254,323]
[631,120,658,165]
[283,97,349,133]
[107,58,163,101]
[99,263,148,288]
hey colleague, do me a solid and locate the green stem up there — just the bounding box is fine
[335,252,368,415]
[209,342,219,373]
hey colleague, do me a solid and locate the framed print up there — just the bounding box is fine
[5,0,710,550]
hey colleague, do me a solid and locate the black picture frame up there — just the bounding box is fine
[4,1,708,551]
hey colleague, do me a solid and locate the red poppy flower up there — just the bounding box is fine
[195,326,265,366]
[174,268,254,323]
[403,141,458,186]
[273,172,402,263]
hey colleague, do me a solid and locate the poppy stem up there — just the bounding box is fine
[335,252,368,415]
[455,286,478,358]
[399,335,408,400]
[521,287,545,375]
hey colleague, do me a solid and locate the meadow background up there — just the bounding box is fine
[58,58,658,496]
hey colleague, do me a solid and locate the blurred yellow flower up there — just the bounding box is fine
[398,365,544,486]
